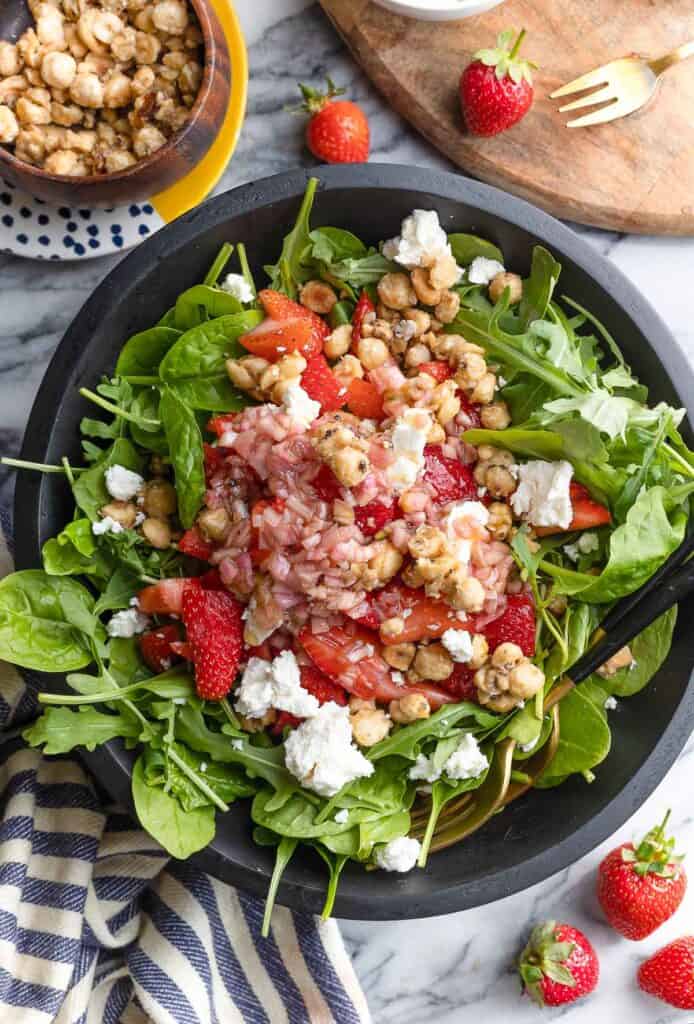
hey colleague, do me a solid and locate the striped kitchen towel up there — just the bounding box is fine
[0,516,371,1024]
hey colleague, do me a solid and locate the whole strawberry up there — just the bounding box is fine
[297,77,370,164]
[597,810,686,940]
[519,921,599,1007]
[638,937,694,1010]
[460,29,536,138]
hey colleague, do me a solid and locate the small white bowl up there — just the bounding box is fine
[370,0,505,20]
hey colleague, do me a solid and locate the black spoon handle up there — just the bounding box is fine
[569,558,694,685]
[598,529,694,634]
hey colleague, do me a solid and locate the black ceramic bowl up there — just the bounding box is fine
[15,165,694,919]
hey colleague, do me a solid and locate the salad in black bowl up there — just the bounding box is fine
[2,169,692,926]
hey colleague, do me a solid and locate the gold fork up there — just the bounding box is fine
[550,40,694,128]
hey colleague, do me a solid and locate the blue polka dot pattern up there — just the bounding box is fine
[0,177,163,260]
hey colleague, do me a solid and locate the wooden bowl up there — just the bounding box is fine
[0,0,231,207]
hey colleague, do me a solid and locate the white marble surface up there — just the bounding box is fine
[1,2,693,1020]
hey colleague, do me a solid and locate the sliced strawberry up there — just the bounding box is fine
[170,640,193,660]
[181,579,244,701]
[418,360,454,383]
[203,443,232,479]
[207,416,235,439]
[354,497,399,537]
[535,482,612,537]
[438,663,477,702]
[139,624,182,674]
[239,316,318,362]
[424,445,478,506]
[345,377,384,419]
[299,624,455,708]
[272,711,302,735]
[458,395,482,429]
[259,289,330,342]
[199,568,225,591]
[179,527,214,561]
[350,290,376,353]
[299,664,348,706]
[311,463,343,502]
[353,579,460,643]
[137,577,190,616]
[301,353,345,412]
[482,593,536,656]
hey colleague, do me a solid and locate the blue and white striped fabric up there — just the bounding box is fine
[0,522,371,1024]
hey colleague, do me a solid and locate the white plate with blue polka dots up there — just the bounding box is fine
[0,177,165,261]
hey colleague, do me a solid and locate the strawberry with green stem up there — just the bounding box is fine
[295,77,370,164]
[460,29,537,138]
[519,921,599,1007]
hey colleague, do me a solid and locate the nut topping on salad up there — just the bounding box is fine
[3,179,691,924]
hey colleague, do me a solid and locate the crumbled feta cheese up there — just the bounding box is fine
[441,628,474,663]
[604,695,618,710]
[374,836,421,873]
[387,408,431,491]
[334,809,349,824]
[284,702,375,797]
[106,608,150,638]
[442,734,488,781]
[393,318,417,342]
[408,753,440,784]
[200,762,207,772]
[92,516,125,536]
[104,464,144,501]
[282,383,321,428]
[468,257,505,286]
[221,272,254,304]
[520,737,538,753]
[129,597,140,608]
[382,209,457,271]
[511,460,574,530]
[390,671,405,686]
[566,530,600,562]
[234,651,320,720]
[231,739,244,751]
[563,541,580,563]
[219,430,238,447]
[497,375,508,389]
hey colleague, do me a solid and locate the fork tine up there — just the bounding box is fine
[558,83,616,113]
[550,65,611,99]
[566,97,633,128]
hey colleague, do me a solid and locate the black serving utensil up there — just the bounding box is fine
[420,551,694,855]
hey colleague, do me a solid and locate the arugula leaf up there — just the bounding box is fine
[72,437,143,521]
[0,570,96,671]
[448,233,503,266]
[24,705,141,754]
[159,388,205,528]
[596,607,677,698]
[174,285,243,332]
[262,837,298,937]
[159,312,262,410]
[264,176,319,297]
[519,246,561,330]
[541,485,688,603]
[320,253,399,289]
[368,703,498,762]
[131,753,215,859]
[115,327,180,377]
[128,389,169,454]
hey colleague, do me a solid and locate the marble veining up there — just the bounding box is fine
[0,2,692,1020]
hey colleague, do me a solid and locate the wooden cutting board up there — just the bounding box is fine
[319,0,694,234]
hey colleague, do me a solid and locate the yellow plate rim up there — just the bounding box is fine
[151,0,248,223]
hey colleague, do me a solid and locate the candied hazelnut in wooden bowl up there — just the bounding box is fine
[0,0,230,206]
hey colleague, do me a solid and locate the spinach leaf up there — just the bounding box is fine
[159,312,262,410]
[368,702,498,762]
[536,684,611,785]
[159,387,205,528]
[597,607,677,698]
[174,285,243,332]
[131,753,215,859]
[264,176,319,297]
[115,327,180,377]
[72,438,143,521]
[309,227,368,262]
[42,518,112,581]
[24,705,141,754]
[0,570,96,671]
[541,485,688,603]
[312,847,348,921]
[519,246,562,330]
[448,233,503,266]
